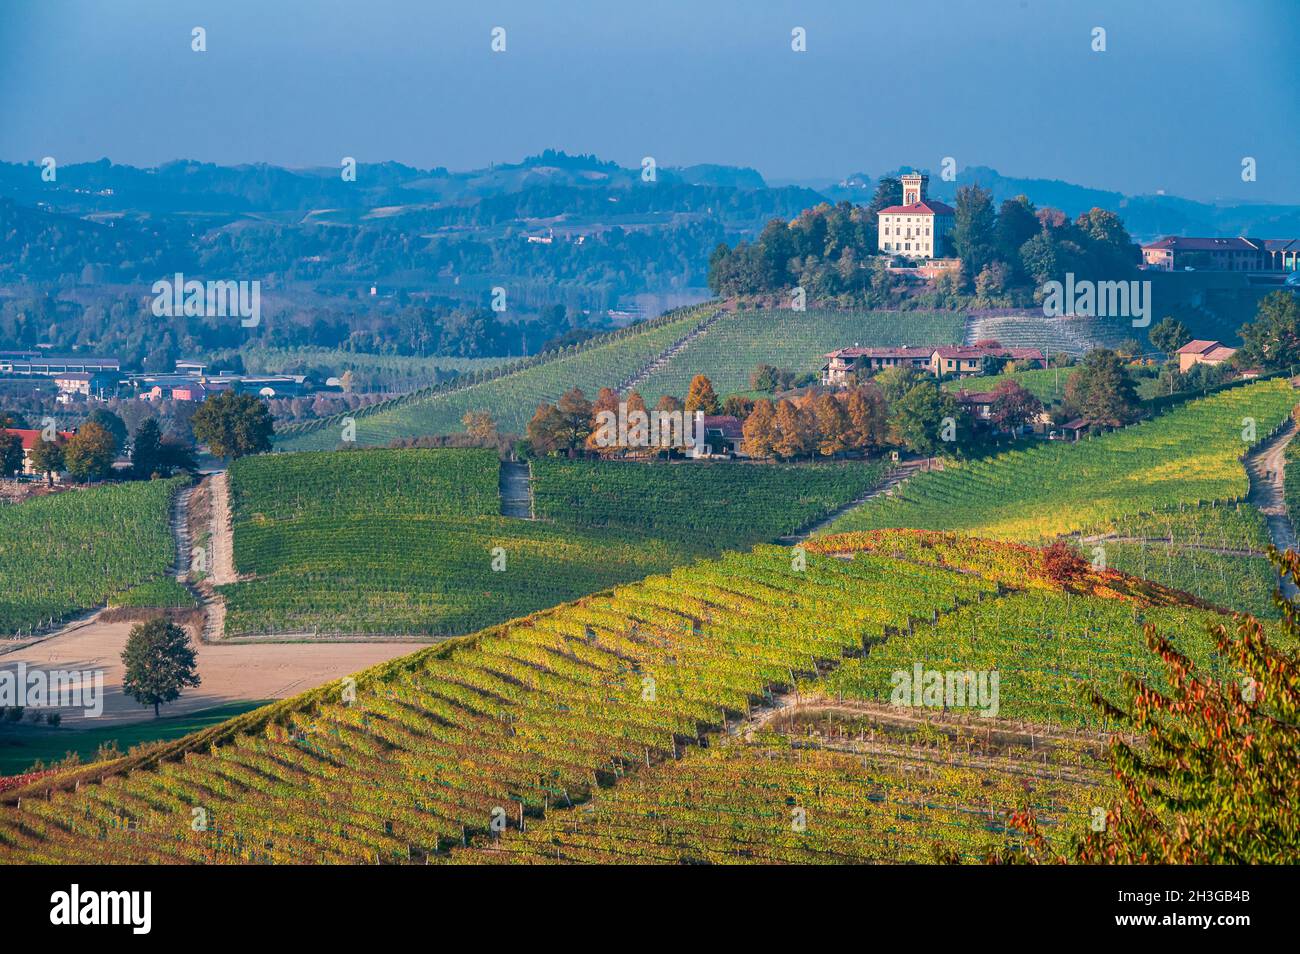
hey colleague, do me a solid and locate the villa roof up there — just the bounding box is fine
[876,200,956,217]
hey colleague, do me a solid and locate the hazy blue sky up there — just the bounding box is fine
[2,0,1296,202]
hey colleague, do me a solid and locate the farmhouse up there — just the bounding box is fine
[1175,339,1237,373]
[953,390,997,421]
[821,346,933,385]
[822,344,1044,385]
[929,346,1045,378]
[2,427,77,476]
[877,173,955,259]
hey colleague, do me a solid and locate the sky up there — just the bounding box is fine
[1,0,1297,203]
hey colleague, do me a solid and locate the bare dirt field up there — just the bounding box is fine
[0,614,421,727]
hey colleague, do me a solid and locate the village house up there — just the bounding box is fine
[53,370,119,403]
[2,427,77,477]
[876,173,955,259]
[1141,236,1300,273]
[695,415,746,458]
[1175,339,1237,373]
[929,345,1045,378]
[953,390,997,422]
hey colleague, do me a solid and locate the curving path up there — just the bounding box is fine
[1244,415,1299,598]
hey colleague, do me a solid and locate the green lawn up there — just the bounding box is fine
[0,701,268,776]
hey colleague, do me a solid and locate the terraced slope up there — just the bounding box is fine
[965,313,1134,355]
[632,308,964,402]
[0,532,1239,864]
[824,378,1298,542]
[451,738,1097,865]
[0,543,996,863]
[275,305,717,450]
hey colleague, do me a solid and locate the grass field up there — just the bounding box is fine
[0,702,266,777]
[823,378,1297,542]
[0,532,1229,864]
[0,478,187,636]
[218,448,884,637]
[942,366,1070,403]
[275,305,715,450]
[633,307,964,402]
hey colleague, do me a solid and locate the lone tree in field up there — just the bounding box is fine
[1065,348,1140,425]
[191,391,274,460]
[121,618,201,718]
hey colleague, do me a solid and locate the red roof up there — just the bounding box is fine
[1141,236,1260,252]
[876,200,956,217]
[954,390,998,405]
[1175,339,1221,355]
[932,345,1045,362]
[700,415,744,440]
[825,346,934,360]
[3,428,75,450]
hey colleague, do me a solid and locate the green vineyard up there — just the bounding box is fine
[0,541,995,862]
[0,478,187,636]
[530,457,884,546]
[275,305,716,450]
[1094,541,1278,619]
[632,307,964,402]
[218,449,884,637]
[825,378,1298,542]
[450,740,1098,864]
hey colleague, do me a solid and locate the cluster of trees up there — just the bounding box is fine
[2,389,273,484]
[1,407,197,484]
[706,174,1141,306]
[518,368,1046,462]
[1234,290,1300,372]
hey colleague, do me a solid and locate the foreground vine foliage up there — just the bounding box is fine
[1002,546,1300,864]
